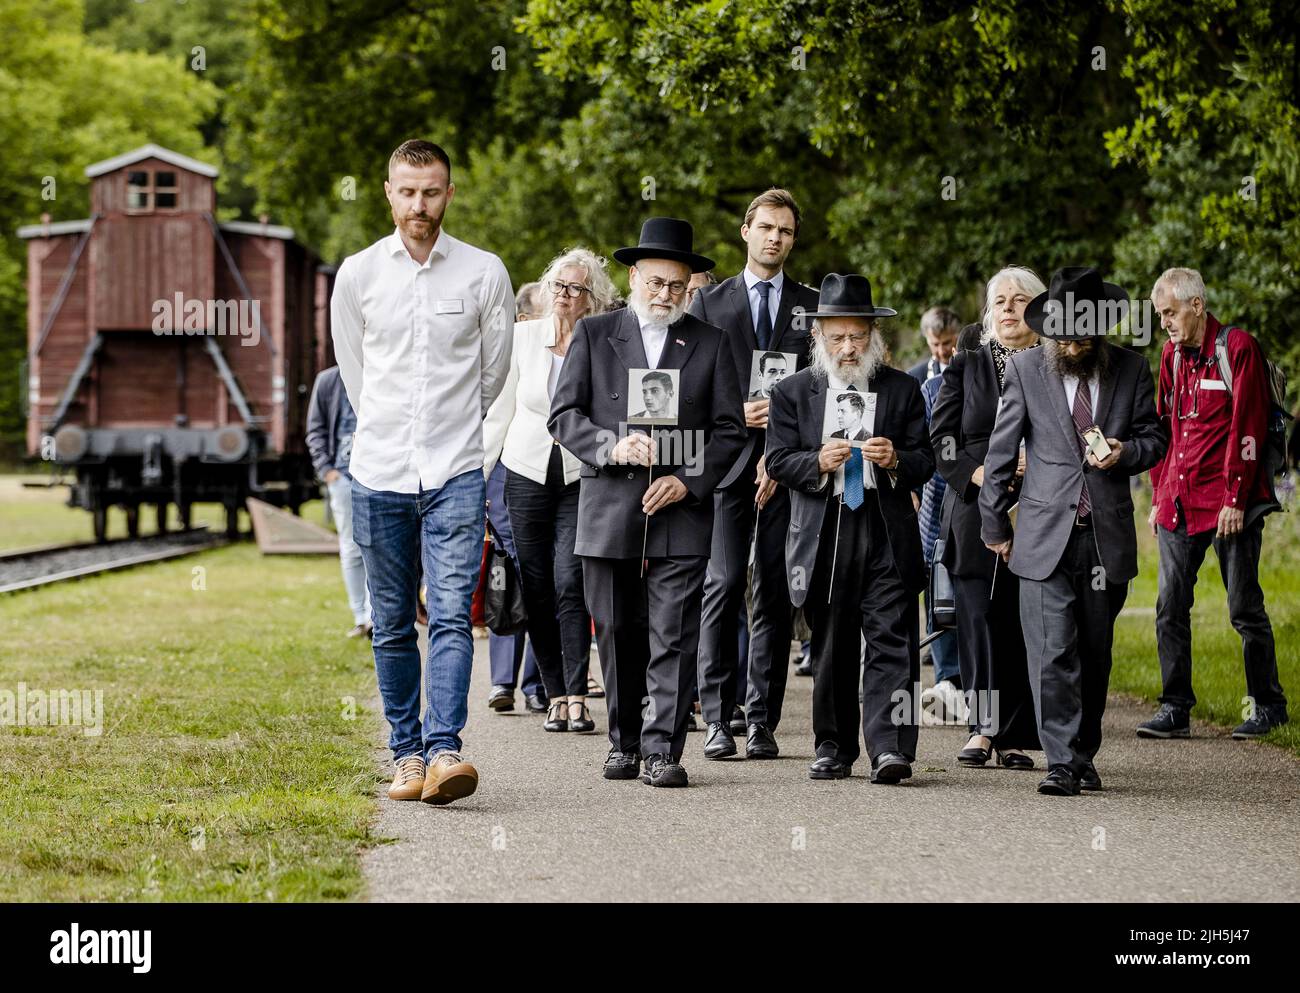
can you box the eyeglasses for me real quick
[823,332,871,347]
[642,277,688,297]
[549,280,591,298]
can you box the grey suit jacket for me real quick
[548,308,746,559]
[765,366,934,605]
[979,344,1167,583]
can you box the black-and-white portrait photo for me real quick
[747,349,797,400]
[627,368,680,426]
[821,388,875,445]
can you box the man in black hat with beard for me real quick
[549,217,746,788]
[765,273,934,783]
[980,267,1167,796]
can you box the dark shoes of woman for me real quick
[957,734,992,766]
[544,700,569,732]
[567,698,596,734]
[995,748,1035,770]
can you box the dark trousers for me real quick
[583,555,707,760]
[486,463,542,697]
[1156,515,1286,711]
[504,449,590,698]
[1019,524,1128,778]
[806,497,919,766]
[698,473,794,727]
[952,567,1040,749]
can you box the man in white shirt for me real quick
[331,139,513,807]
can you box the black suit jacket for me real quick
[929,344,1011,579]
[548,308,746,559]
[764,366,934,604]
[688,272,819,489]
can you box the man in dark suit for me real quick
[549,217,746,788]
[829,391,871,442]
[686,188,820,761]
[749,351,791,400]
[980,268,1168,796]
[766,273,934,783]
[907,305,961,385]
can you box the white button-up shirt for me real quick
[331,227,513,493]
[639,317,669,368]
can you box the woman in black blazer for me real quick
[930,267,1045,768]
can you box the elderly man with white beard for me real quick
[549,218,746,788]
[765,274,934,783]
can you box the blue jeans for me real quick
[352,470,486,761]
[928,626,960,684]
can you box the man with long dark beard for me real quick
[980,268,1167,796]
[765,274,933,783]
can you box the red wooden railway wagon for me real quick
[19,145,336,541]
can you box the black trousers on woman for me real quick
[951,565,1040,750]
[504,447,590,698]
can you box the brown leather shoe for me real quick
[421,751,479,806]
[388,755,426,801]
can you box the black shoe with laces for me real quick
[1232,705,1289,739]
[603,749,641,780]
[1136,703,1191,739]
[728,706,747,736]
[641,753,689,787]
[702,722,737,759]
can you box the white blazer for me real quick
[483,317,583,485]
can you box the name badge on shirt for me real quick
[435,298,464,315]
[1200,379,1227,391]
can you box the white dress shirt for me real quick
[482,317,583,486]
[744,267,784,340]
[639,316,669,368]
[1063,372,1100,423]
[331,227,513,493]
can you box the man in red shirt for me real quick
[1139,267,1289,740]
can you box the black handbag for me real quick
[928,488,957,630]
[483,518,528,635]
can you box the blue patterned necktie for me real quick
[844,448,865,509]
[754,280,773,350]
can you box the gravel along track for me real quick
[0,530,226,593]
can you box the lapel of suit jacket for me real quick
[729,276,757,350]
[659,316,701,371]
[809,370,827,443]
[1038,358,1082,452]
[770,276,798,343]
[1092,349,1118,430]
[611,308,649,371]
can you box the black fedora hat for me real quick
[806,273,897,319]
[612,217,715,273]
[1024,266,1129,340]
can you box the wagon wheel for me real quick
[125,505,140,538]
[92,505,108,544]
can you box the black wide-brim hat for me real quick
[1024,266,1130,340]
[806,273,897,319]
[613,217,715,273]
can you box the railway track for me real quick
[0,528,228,594]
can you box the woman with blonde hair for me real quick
[484,247,618,733]
[930,266,1045,769]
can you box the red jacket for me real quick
[1150,313,1272,535]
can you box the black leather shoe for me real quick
[808,755,851,780]
[487,685,514,712]
[728,706,747,736]
[870,752,913,784]
[567,700,596,734]
[746,723,779,759]
[995,749,1035,770]
[1136,702,1191,738]
[524,693,548,714]
[703,722,737,759]
[543,699,569,732]
[642,753,689,788]
[794,659,813,677]
[1080,762,1102,791]
[603,749,641,780]
[1037,766,1081,796]
[957,736,992,766]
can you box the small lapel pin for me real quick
[675,338,685,346]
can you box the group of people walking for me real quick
[315,138,1289,807]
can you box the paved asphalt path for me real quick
[362,633,1299,902]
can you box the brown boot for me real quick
[388,754,426,801]
[421,751,479,806]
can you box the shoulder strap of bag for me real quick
[1215,325,1235,396]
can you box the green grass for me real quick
[0,479,382,901]
[1111,486,1300,756]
